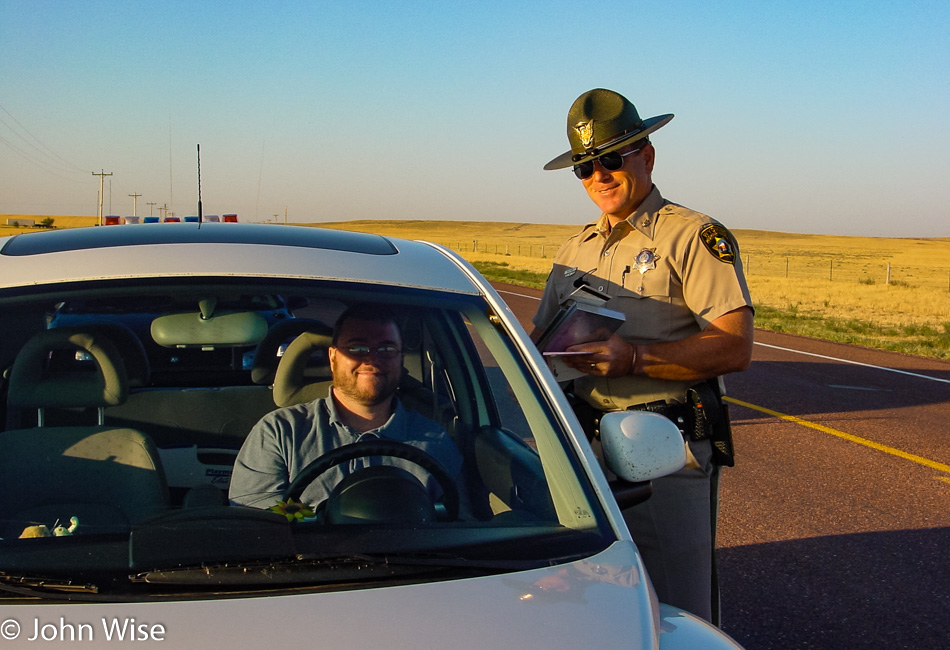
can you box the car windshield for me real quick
[0,276,612,600]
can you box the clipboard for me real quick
[535,290,625,382]
[535,298,625,354]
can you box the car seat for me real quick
[251,318,332,386]
[0,327,169,538]
[272,329,335,407]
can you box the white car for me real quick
[0,223,740,648]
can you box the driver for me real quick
[228,303,465,515]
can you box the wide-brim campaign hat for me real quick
[543,88,674,170]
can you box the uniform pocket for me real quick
[615,271,673,342]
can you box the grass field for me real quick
[3,214,948,359]
[0,215,97,236]
[309,220,950,360]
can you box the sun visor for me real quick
[150,311,269,348]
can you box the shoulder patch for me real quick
[699,224,737,264]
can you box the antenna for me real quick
[196,144,203,224]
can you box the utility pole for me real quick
[284,205,288,225]
[147,201,157,217]
[129,192,142,217]
[92,169,113,226]
[159,203,168,219]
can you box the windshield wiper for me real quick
[132,551,546,587]
[337,551,555,571]
[0,573,98,598]
[133,555,438,586]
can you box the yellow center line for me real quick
[725,396,950,475]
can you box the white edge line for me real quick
[496,289,540,301]
[495,289,950,385]
[750,343,949,384]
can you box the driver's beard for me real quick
[333,370,398,408]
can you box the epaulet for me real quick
[565,220,600,243]
[658,200,713,228]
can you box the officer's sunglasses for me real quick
[572,147,643,180]
[341,345,402,360]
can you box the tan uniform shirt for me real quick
[533,186,753,410]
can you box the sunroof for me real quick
[1,223,398,257]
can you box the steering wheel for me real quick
[284,440,460,522]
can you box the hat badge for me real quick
[574,120,595,150]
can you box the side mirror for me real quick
[600,411,687,482]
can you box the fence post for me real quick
[785,257,789,278]
[829,259,834,281]
[886,262,891,286]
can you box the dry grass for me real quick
[314,220,950,358]
[0,215,97,237]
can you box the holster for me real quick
[686,380,735,467]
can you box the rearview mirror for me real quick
[151,311,268,348]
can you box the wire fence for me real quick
[454,240,553,258]
[453,240,950,291]
[739,254,950,291]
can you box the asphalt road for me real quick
[491,282,950,650]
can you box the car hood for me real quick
[5,541,738,648]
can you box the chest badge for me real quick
[634,248,660,275]
[563,267,578,277]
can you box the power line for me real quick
[0,103,89,174]
[0,134,88,184]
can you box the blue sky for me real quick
[2,0,948,236]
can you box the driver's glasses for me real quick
[572,147,641,180]
[342,345,402,360]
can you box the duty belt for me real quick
[566,380,734,466]
[625,399,708,441]
[628,382,722,440]
[625,381,733,466]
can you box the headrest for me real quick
[272,329,333,408]
[8,328,129,410]
[78,323,150,388]
[251,319,332,385]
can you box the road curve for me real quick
[491,281,950,649]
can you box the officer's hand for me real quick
[562,334,635,377]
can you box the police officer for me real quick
[531,88,754,623]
